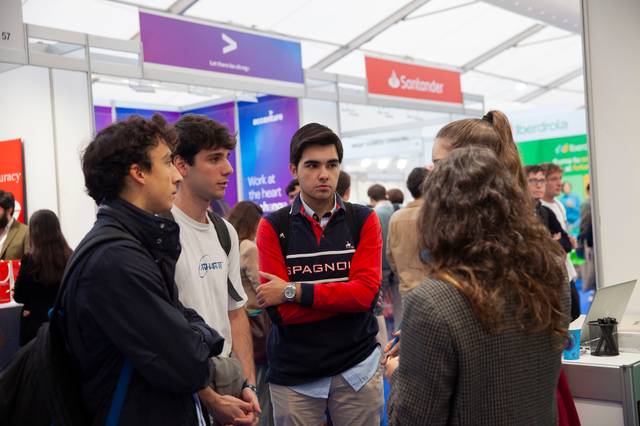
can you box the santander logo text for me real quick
[388,69,444,94]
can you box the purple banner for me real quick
[115,107,181,123]
[94,105,113,133]
[238,95,299,213]
[182,102,239,208]
[140,12,303,84]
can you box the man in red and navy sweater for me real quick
[256,123,383,426]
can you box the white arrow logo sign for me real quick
[221,33,237,54]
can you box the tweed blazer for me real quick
[388,278,567,426]
[1,220,29,260]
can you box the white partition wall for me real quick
[51,69,95,247]
[0,65,58,217]
[299,98,340,135]
[582,0,640,290]
[0,64,95,247]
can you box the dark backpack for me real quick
[160,209,243,302]
[0,228,141,426]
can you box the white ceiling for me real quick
[20,0,585,111]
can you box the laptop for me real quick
[579,279,637,345]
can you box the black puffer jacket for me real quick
[60,198,223,425]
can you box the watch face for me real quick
[284,285,296,300]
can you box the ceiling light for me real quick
[360,158,372,168]
[396,159,408,169]
[129,82,155,93]
[377,158,391,169]
[515,82,528,91]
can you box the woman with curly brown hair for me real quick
[385,146,569,425]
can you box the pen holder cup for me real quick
[588,320,619,356]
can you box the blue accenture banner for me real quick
[239,95,299,213]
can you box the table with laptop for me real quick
[562,279,640,426]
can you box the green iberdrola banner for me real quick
[517,134,589,176]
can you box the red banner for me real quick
[0,139,26,223]
[365,56,463,104]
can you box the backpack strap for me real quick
[206,211,243,303]
[343,202,360,249]
[207,211,231,256]
[105,358,134,426]
[268,206,292,258]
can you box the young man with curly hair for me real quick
[59,114,225,425]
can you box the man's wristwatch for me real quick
[283,282,297,302]
[242,380,258,394]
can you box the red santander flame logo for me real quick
[366,56,462,104]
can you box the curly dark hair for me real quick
[82,114,178,204]
[420,146,567,343]
[174,114,236,165]
[436,110,527,191]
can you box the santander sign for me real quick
[366,56,462,104]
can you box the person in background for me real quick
[385,146,569,425]
[286,179,300,204]
[13,209,72,346]
[368,184,401,334]
[560,181,581,235]
[336,171,351,201]
[525,165,580,321]
[387,167,429,298]
[579,183,596,291]
[0,190,29,260]
[541,163,579,308]
[227,201,274,426]
[387,189,404,212]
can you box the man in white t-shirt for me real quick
[172,114,260,426]
[541,162,579,283]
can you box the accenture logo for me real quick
[387,69,444,94]
[252,110,284,126]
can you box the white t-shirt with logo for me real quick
[172,205,247,357]
[540,198,578,281]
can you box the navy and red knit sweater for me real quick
[256,195,382,386]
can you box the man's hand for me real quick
[384,355,399,382]
[552,232,561,241]
[240,387,261,426]
[381,330,401,366]
[198,387,253,425]
[256,272,288,308]
[570,236,578,249]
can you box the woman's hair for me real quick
[420,146,567,342]
[226,201,264,242]
[436,110,527,191]
[28,209,72,286]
